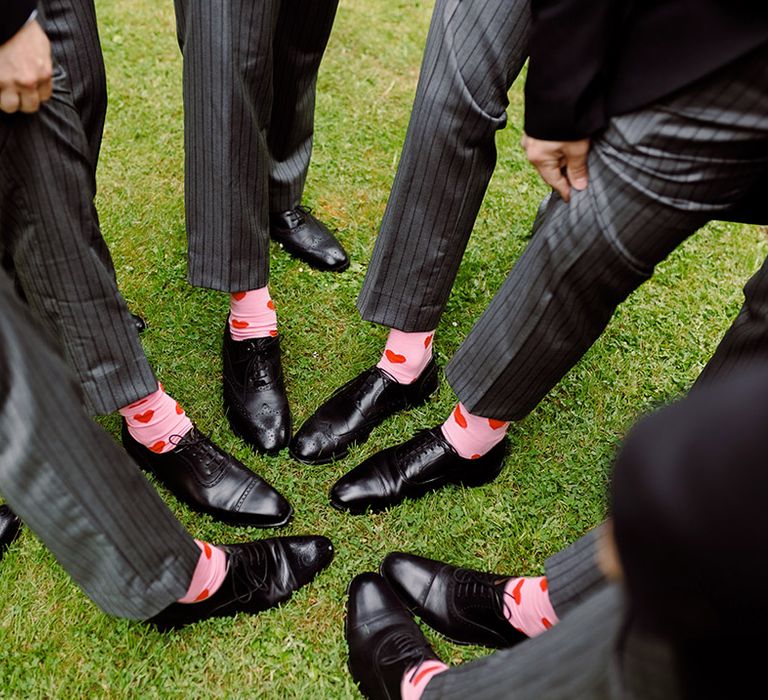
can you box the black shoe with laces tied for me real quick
[329,428,506,514]
[222,325,291,454]
[381,552,527,649]
[147,535,334,631]
[121,421,292,527]
[270,206,349,272]
[290,360,439,465]
[346,572,443,700]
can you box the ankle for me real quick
[119,384,193,454]
[376,329,435,384]
[229,287,278,340]
[441,403,509,459]
[502,576,558,637]
[178,540,228,603]
[401,661,449,700]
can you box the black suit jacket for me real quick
[1,1,38,46]
[524,0,768,140]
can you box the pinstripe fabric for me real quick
[545,525,608,617]
[357,0,532,331]
[175,0,338,292]
[0,66,158,415]
[423,584,682,699]
[446,46,768,420]
[0,271,198,620]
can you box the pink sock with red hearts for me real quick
[440,402,509,459]
[376,329,435,384]
[178,539,228,604]
[503,576,559,637]
[400,661,449,700]
[229,287,278,340]
[118,384,193,455]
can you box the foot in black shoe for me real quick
[270,206,349,272]
[222,326,291,454]
[290,360,439,465]
[0,505,22,560]
[148,535,334,631]
[381,552,527,649]
[329,428,506,514]
[121,422,292,527]
[346,573,443,700]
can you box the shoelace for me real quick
[169,430,229,476]
[281,207,307,229]
[453,568,511,621]
[379,630,432,682]
[227,544,270,603]
[396,430,442,467]
[238,339,277,391]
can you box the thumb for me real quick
[565,142,590,191]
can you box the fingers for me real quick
[0,87,20,114]
[564,141,590,191]
[537,161,571,202]
[19,86,41,113]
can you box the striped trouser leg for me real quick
[357,0,532,332]
[175,0,279,292]
[0,271,198,620]
[0,68,158,415]
[446,48,768,421]
[268,0,338,212]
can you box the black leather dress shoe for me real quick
[0,505,22,560]
[330,428,506,514]
[270,206,349,272]
[122,422,293,527]
[290,360,439,465]
[222,327,291,454]
[148,535,334,631]
[346,573,443,700]
[131,313,147,334]
[381,552,527,649]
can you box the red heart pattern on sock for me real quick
[540,578,548,592]
[195,588,210,602]
[267,300,275,310]
[133,410,155,424]
[542,617,552,629]
[385,349,407,363]
[488,418,506,430]
[453,404,468,429]
[175,403,184,415]
[269,330,278,337]
[232,292,247,301]
[203,542,212,559]
[424,334,433,348]
[231,319,249,329]
[511,578,524,605]
[150,440,166,453]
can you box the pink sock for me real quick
[119,383,194,454]
[440,402,509,459]
[376,329,435,384]
[178,540,228,603]
[502,576,559,637]
[229,287,278,340]
[400,661,449,700]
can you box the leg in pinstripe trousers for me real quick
[298,0,768,514]
[174,0,350,455]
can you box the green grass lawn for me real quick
[0,0,765,697]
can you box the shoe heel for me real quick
[404,361,440,409]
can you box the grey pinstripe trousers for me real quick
[358,0,768,421]
[174,0,338,292]
[0,270,198,619]
[0,1,158,415]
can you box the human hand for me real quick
[0,19,53,114]
[521,133,591,203]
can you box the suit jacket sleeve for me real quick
[1,1,38,46]
[523,0,620,141]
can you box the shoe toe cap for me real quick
[346,572,403,629]
[329,468,386,513]
[290,426,337,462]
[240,481,293,527]
[247,407,291,454]
[380,552,440,609]
[282,535,335,585]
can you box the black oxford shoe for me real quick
[222,326,291,454]
[148,535,334,631]
[270,206,349,272]
[346,573,443,700]
[381,552,527,649]
[122,422,292,527]
[0,505,22,560]
[290,360,439,465]
[329,428,506,514]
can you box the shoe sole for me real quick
[328,448,506,516]
[289,378,440,466]
[123,439,294,529]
